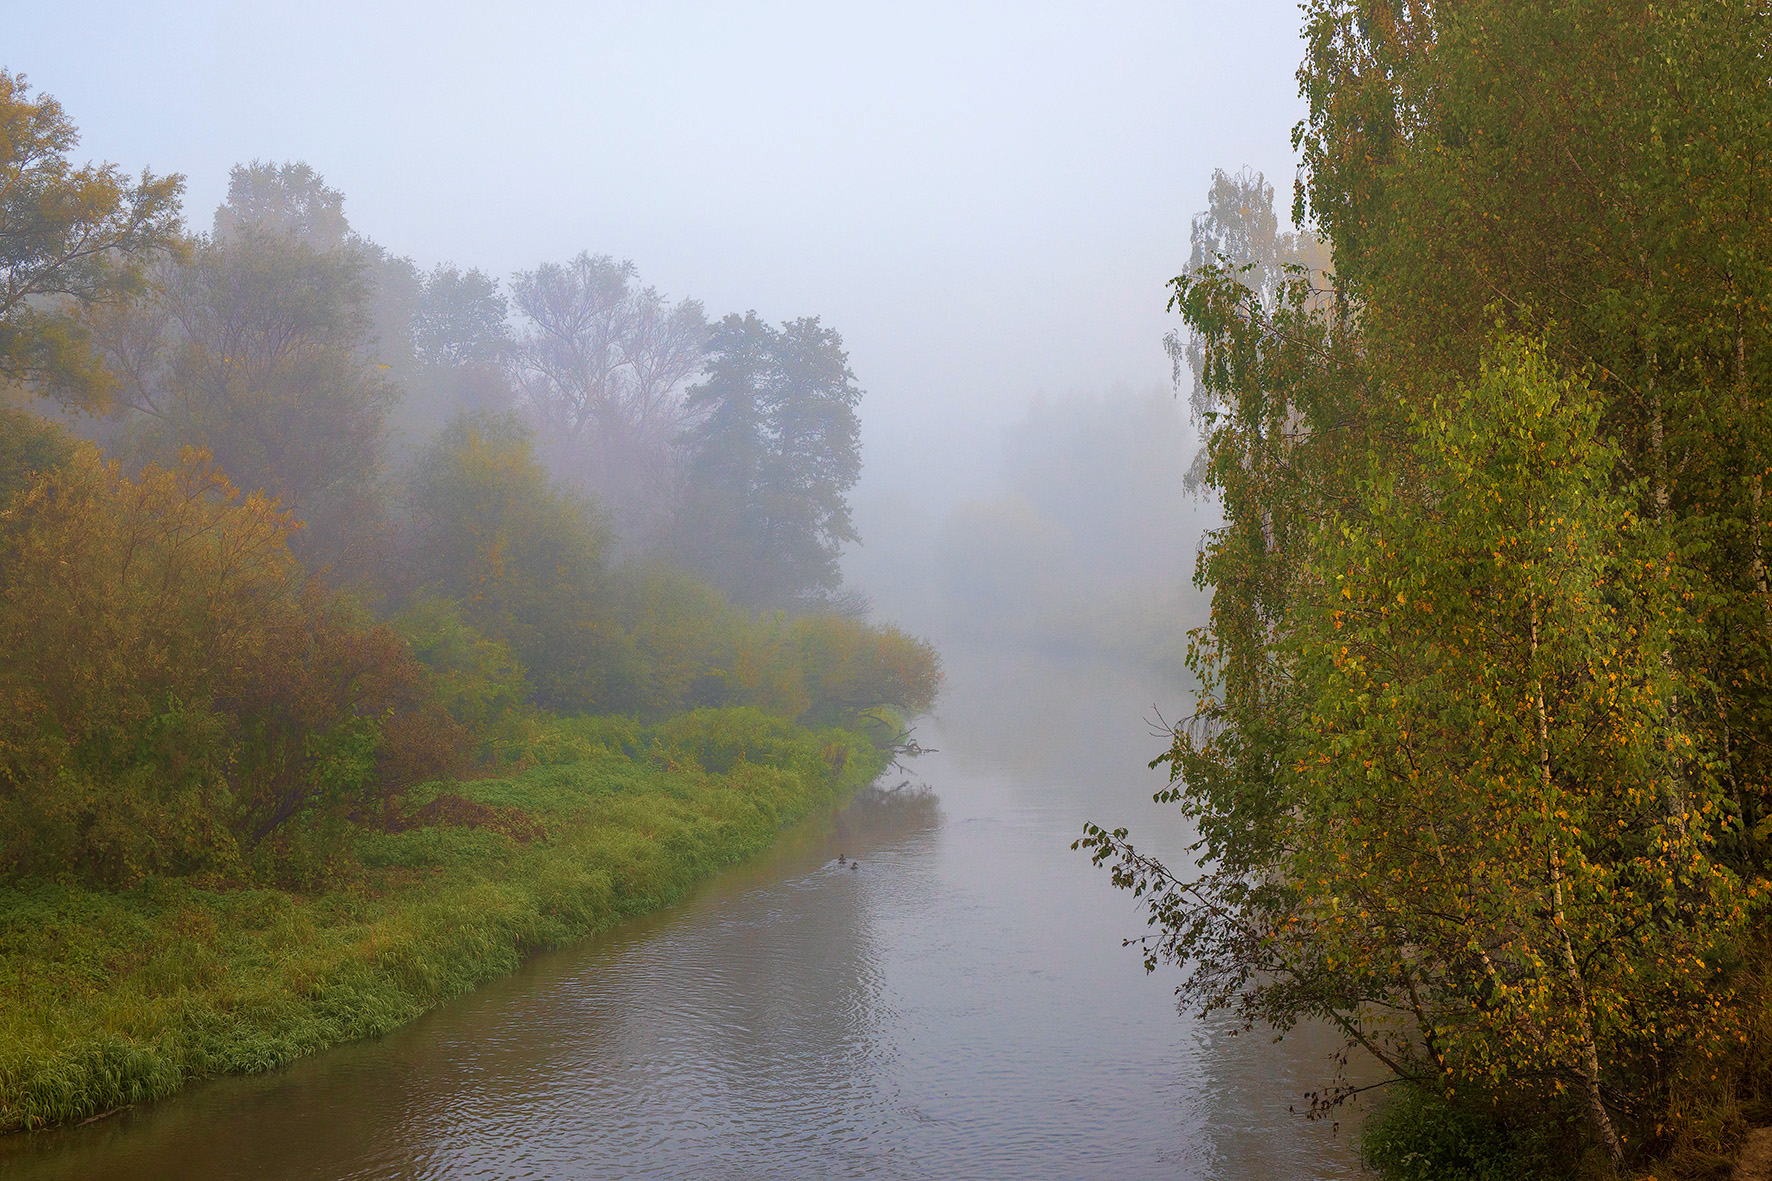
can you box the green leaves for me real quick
[1284,334,1735,1111]
[0,71,185,412]
[406,413,617,713]
[1097,16,1772,1141]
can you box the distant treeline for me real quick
[849,384,1215,683]
[1081,3,1772,1178]
[69,157,866,609]
[0,71,938,892]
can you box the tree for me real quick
[1096,337,1741,1161]
[90,167,397,574]
[791,614,942,727]
[202,160,514,459]
[509,252,707,544]
[0,434,461,885]
[212,160,353,250]
[1164,168,1328,488]
[0,406,74,503]
[415,264,509,370]
[1289,5,1772,825]
[405,413,624,712]
[1083,2,1772,1167]
[374,262,516,450]
[0,71,183,410]
[674,312,863,607]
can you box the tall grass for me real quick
[0,708,884,1133]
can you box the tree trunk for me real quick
[1533,600,1626,1167]
[1740,334,1769,633]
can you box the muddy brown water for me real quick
[0,654,1368,1179]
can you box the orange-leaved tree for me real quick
[0,424,463,886]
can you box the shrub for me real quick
[390,594,529,747]
[608,561,943,726]
[789,613,941,725]
[0,439,464,885]
[0,407,74,503]
[1361,1085,1572,1181]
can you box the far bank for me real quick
[0,708,889,1135]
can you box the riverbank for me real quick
[0,707,886,1135]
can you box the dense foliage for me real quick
[0,442,464,887]
[92,225,397,575]
[0,69,943,1133]
[401,414,937,723]
[1082,1,1772,1174]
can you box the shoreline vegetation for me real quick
[0,72,942,1143]
[0,708,891,1134]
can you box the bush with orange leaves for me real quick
[0,431,465,887]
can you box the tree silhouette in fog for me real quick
[673,312,862,608]
[509,252,707,547]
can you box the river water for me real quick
[0,653,1368,1179]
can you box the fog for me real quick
[847,384,1217,684]
[14,0,1305,518]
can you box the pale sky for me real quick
[9,0,1308,508]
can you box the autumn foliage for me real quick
[0,67,938,1135]
[0,439,464,886]
[0,77,938,904]
[1081,1,1772,1172]
[0,406,937,890]
[405,416,941,725]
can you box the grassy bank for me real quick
[0,707,886,1134]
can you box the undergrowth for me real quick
[1360,1083,1596,1181]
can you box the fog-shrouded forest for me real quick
[9,3,1772,1180]
[0,67,949,1140]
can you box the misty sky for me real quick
[10,0,1307,509]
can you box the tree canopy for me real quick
[674,312,863,607]
[0,70,183,410]
[92,218,395,574]
[509,252,708,544]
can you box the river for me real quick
[0,652,1368,1179]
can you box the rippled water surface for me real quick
[1,655,1368,1179]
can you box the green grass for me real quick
[0,707,886,1134]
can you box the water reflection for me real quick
[0,654,1369,1179]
